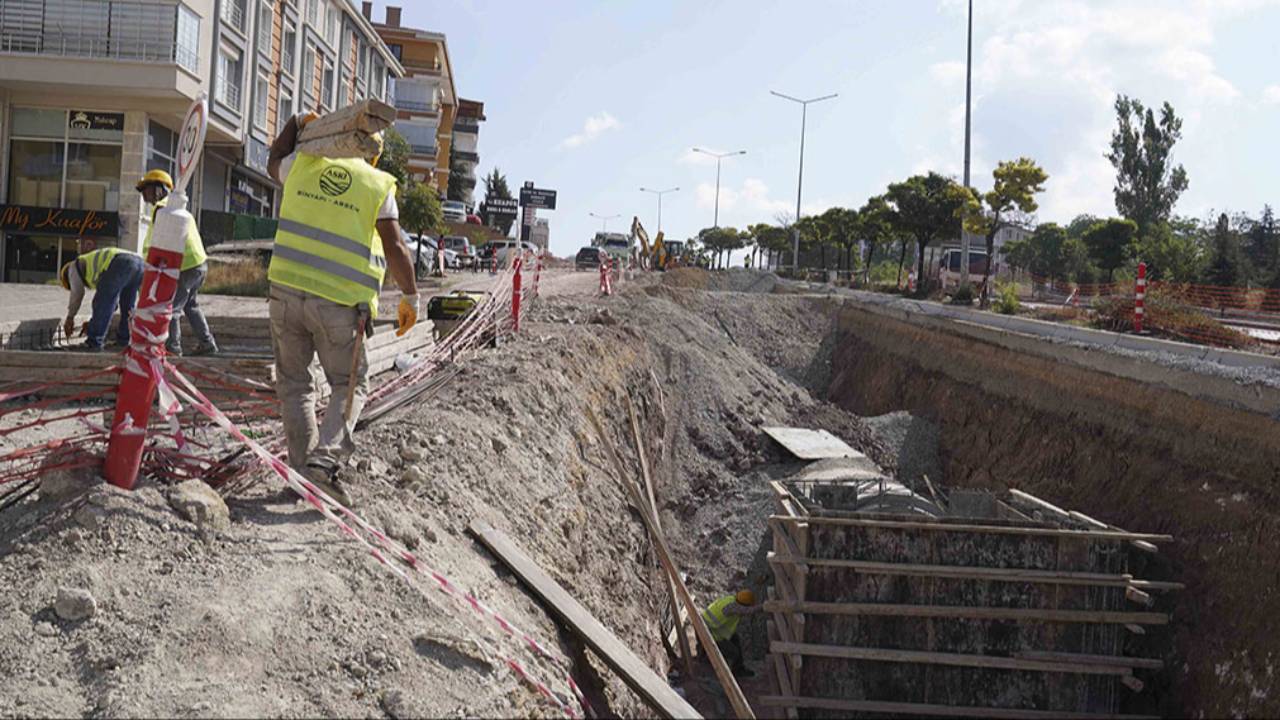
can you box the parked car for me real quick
[441,200,467,223]
[442,235,475,267]
[575,246,605,271]
[403,233,458,270]
[480,239,539,267]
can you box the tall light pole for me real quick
[960,0,974,288]
[691,147,746,228]
[771,91,837,272]
[589,212,620,233]
[639,186,679,233]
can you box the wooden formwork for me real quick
[762,481,1178,719]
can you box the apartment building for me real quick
[199,0,403,243]
[0,0,214,283]
[366,3,455,194]
[450,97,483,207]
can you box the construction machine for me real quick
[629,216,675,270]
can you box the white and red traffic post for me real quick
[511,255,523,333]
[104,93,208,490]
[1134,261,1147,334]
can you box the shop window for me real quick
[11,108,66,139]
[7,141,65,207]
[64,144,121,212]
[6,107,124,212]
[2,235,89,285]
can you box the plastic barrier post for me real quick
[436,245,446,277]
[1135,261,1146,334]
[512,256,523,333]
[534,252,543,298]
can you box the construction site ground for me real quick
[2,267,1277,717]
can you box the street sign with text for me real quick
[519,187,557,210]
[486,197,519,217]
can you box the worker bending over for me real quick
[701,589,760,677]
[266,112,418,506]
[59,247,144,352]
[138,169,218,356]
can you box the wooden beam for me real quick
[296,98,396,140]
[770,514,1173,543]
[765,555,1174,589]
[755,696,1159,719]
[1013,651,1163,671]
[763,601,1168,625]
[469,521,701,720]
[769,641,1136,676]
[765,620,799,720]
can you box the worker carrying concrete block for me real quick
[59,247,143,352]
[138,169,218,357]
[265,107,419,506]
[701,589,760,677]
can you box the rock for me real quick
[39,468,90,499]
[381,689,428,719]
[399,445,424,462]
[490,437,508,454]
[401,467,427,487]
[367,649,389,669]
[72,506,106,531]
[54,587,96,621]
[431,434,446,446]
[168,480,230,532]
[33,621,58,637]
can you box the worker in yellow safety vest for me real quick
[138,169,218,356]
[701,589,760,677]
[59,246,144,352]
[266,111,418,506]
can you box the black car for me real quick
[575,247,605,271]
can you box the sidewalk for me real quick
[0,283,269,325]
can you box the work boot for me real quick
[78,342,104,354]
[303,463,353,507]
[190,344,219,357]
[166,344,183,357]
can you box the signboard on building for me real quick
[0,205,119,237]
[68,110,124,132]
[486,197,518,218]
[519,186,557,210]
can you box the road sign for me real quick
[486,197,519,217]
[519,186,557,210]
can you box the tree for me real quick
[1133,218,1205,283]
[748,223,789,270]
[1060,237,1097,284]
[479,168,514,235]
[698,226,745,269]
[1081,218,1138,282]
[885,172,969,294]
[399,180,444,273]
[1024,223,1067,279]
[446,154,468,202]
[821,207,861,272]
[1246,206,1278,282]
[1202,212,1248,288]
[954,157,1049,306]
[377,128,412,190]
[1106,95,1189,233]
[1066,214,1099,240]
[856,196,901,284]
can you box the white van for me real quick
[937,248,994,289]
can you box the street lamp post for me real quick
[691,148,746,228]
[960,0,974,289]
[589,212,621,233]
[639,186,679,233]
[771,90,837,273]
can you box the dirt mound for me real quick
[0,273,877,718]
[662,267,777,294]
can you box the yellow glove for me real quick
[297,111,319,128]
[396,292,419,337]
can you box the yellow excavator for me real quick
[630,216,673,270]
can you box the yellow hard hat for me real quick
[58,260,75,290]
[735,590,756,607]
[136,169,174,191]
[369,131,385,168]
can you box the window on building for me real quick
[325,6,338,46]
[222,0,247,33]
[256,2,272,55]
[387,44,402,61]
[305,0,317,27]
[282,19,297,75]
[147,121,178,176]
[216,49,243,110]
[278,92,293,129]
[300,41,316,104]
[371,60,384,99]
[254,74,269,129]
[357,39,367,78]
[175,5,201,72]
[321,57,335,109]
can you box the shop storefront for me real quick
[1,107,124,283]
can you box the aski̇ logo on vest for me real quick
[319,167,352,197]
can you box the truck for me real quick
[592,231,631,263]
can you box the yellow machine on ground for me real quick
[630,216,675,270]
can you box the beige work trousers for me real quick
[268,283,369,471]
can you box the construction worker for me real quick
[59,247,144,352]
[266,112,418,506]
[137,169,218,356]
[701,590,760,677]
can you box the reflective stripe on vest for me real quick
[81,247,127,289]
[701,595,740,642]
[268,153,396,316]
[142,197,208,271]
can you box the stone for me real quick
[431,434,446,446]
[399,444,424,462]
[490,437,508,454]
[381,689,427,719]
[54,587,96,621]
[39,468,91,499]
[401,467,427,487]
[168,480,230,532]
[73,505,106,531]
[33,621,58,637]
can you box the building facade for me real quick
[450,97,482,208]
[367,3,455,194]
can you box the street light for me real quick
[960,0,975,288]
[589,212,621,232]
[639,186,679,233]
[771,90,837,272]
[691,148,746,228]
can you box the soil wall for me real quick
[825,302,1280,718]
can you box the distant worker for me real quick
[701,590,760,677]
[137,169,218,356]
[59,247,144,352]
[266,112,418,506]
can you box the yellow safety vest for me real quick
[702,595,741,642]
[142,197,208,271]
[79,247,130,289]
[268,153,395,316]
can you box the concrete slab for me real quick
[764,427,865,460]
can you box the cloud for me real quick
[558,111,620,149]
[929,61,966,84]
[1264,85,1280,105]
[693,177,835,229]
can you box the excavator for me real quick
[630,216,676,270]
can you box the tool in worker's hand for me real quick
[344,304,371,422]
[396,292,419,337]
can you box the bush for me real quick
[1092,285,1254,349]
[203,258,269,297]
[992,282,1021,315]
[949,283,975,306]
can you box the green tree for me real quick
[479,168,514,235]
[855,196,901,284]
[1024,222,1068,279]
[1081,218,1139,282]
[377,128,412,190]
[399,180,444,273]
[748,223,789,269]
[885,172,969,293]
[1246,206,1278,282]
[823,207,862,272]
[953,157,1049,306]
[1066,214,1100,240]
[1133,218,1205,282]
[1060,237,1097,284]
[1106,95,1189,233]
[698,226,745,269]
[446,154,468,203]
[1202,212,1248,288]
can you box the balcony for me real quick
[453,118,480,133]
[409,144,437,156]
[452,150,479,163]
[216,76,242,109]
[395,98,439,114]
[2,33,185,64]
[221,1,246,34]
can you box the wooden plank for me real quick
[762,601,1168,625]
[770,514,1173,543]
[1013,651,1164,670]
[755,696,1159,719]
[765,620,799,720]
[765,555,1173,589]
[296,98,396,140]
[761,426,863,460]
[768,641,1135,676]
[469,521,701,720]
[1069,509,1161,554]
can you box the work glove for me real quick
[396,292,419,337]
[297,111,319,128]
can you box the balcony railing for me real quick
[0,33,188,65]
[217,76,242,109]
[452,150,479,163]
[222,1,246,32]
[453,119,480,133]
[409,144,437,156]
[395,98,439,114]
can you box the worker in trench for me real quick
[137,169,219,356]
[701,589,761,677]
[59,246,144,352]
[266,112,419,506]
